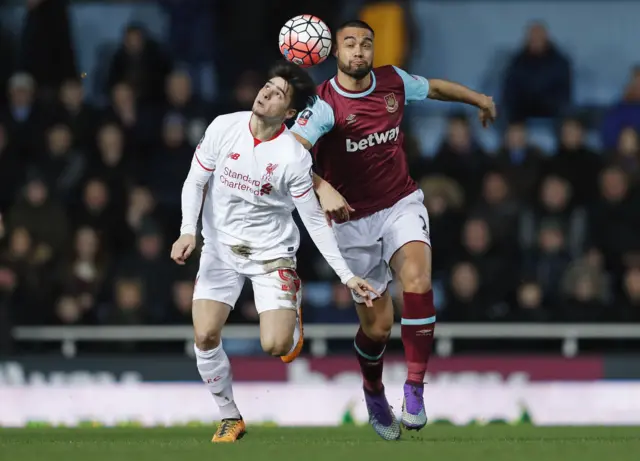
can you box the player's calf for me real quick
[391,242,436,430]
[192,300,243,438]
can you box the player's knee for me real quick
[401,268,432,294]
[362,321,393,343]
[194,330,222,351]
[261,337,292,357]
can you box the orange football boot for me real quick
[211,418,246,443]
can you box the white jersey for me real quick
[180,111,354,283]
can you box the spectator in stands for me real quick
[55,78,99,151]
[104,82,145,148]
[618,267,640,321]
[510,280,551,321]
[105,277,145,325]
[115,220,173,323]
[601,66,640,150]
[57,226,109,318]
[420,176,465,274]
[431,115,491,204]
[443,262,492,321]
[494,122,546,202]
[2,226,56,323]
[37,123,85,203]
[73,178,130,253]
[589,167,640,273]
[21,0,77,99]
[471,171,520,254]
[106,23,173,105]
[311,283,360,323]
[143,114,192,213]
[0,123,26,213]
[560,267,607,322]
[163,70,210,148]
[523,220,572,302]
[608,127,640,186]
[169,277,195,324]
[520,176,586,258]
[457,217,511,302]
[88,123,133,211]
[503,22,571,122]
[7,176,69,262]
[1,72,46,155]
[0,24,16,108]
[548,118,602,206]
[54,295,85,325]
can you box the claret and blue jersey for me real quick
[291,65,430,220]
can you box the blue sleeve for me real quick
[392,66,430,103]
[290,97,335,147]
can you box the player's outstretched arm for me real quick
[293,191,378,306]
[427,79,497,127]
[171,154,213,265]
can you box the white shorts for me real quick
[193,240,301,315]
[333,189,430,303]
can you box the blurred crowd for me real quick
[0,0,639,332]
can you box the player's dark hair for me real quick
[333,19,375,42]
[268,60,317,115]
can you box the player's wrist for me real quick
[179,225,197,237]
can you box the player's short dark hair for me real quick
[333,19,375,42]
[268,60,316,115]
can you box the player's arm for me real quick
[290,99,354,222]
[393,66,497,127]
[171,123,217,264]
[288,153,379,305]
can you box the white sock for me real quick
[194,342,242,420]
[287,319,300,355]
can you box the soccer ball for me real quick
[279,15,332,68]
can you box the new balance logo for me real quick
[346,126,400,152]
[228,153,240,160]
[259,183,273,195]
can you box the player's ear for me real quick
[284,108,297,121]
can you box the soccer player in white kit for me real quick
[170,61,378,443]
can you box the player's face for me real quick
[252,77,297,122]
[334,27,374,80]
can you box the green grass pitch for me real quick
[2,426,640,461]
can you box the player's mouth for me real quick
[352,60,367,67]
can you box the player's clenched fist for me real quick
[171,234,196,265]
[346,277,380,308]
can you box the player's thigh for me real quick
[253,268,300,355]
[383,192,433,292]
[333,218,390,303]
[192,249,245,349]
[355,290,395,342]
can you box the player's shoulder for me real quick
[373,65,406,88]
[280,130,313,162]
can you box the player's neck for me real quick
[249,114,282,141]
[336,70,372,92]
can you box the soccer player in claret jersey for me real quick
[291,20,497,440]
[171,60,378,443]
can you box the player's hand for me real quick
[171,234,196,265]
[478,96,497,128]
[318,185,354,225]
[346,277,380,308]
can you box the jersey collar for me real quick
[330,71,376,98]
[249,115,286,147]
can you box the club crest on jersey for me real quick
[262,163,279,181]
[384,93,399,113]
[297,109,313,126]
